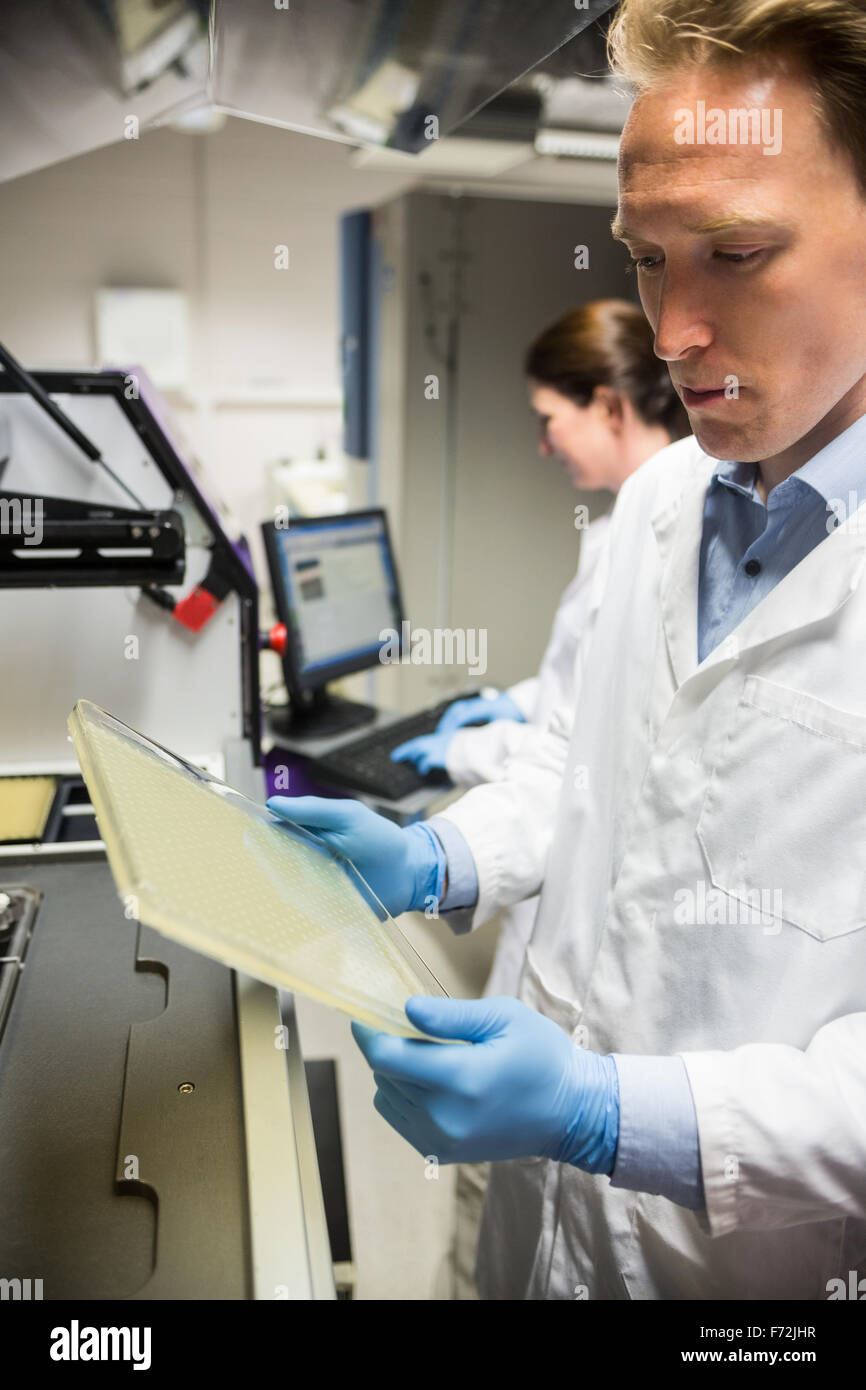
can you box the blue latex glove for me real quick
[266,795,441,917]
[435,692,527,735]
[352,995,620,1171]
[391,692,527,771]
[390,731,451,774]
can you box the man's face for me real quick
[614,60,866,472]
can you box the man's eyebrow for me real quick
[610,212,785,242]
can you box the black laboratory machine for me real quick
[0,356,335,1300]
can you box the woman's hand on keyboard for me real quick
[435,692,526,734]
[390,732,450,774]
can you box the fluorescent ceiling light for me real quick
[534,128,621,160]
[167,105,228,135]
[351,137,535,177]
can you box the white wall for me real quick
[0,115,415,604]
[372,191,629,710]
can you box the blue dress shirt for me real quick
[422,410,866,1210]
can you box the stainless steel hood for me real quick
[0,0,620,182]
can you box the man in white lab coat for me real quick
[269,0,866,1299]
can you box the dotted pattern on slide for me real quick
[73,707,437,1036]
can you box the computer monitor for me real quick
[261,508,404,737]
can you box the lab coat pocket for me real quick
[697,676,866,942]
[620,1192,845,1299]
[519,945,584,1037]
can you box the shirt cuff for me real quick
[425,814,479,928]
[608,1054,706,1211]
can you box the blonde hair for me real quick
[607,0,866,194]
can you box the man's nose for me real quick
[647,273,714,361]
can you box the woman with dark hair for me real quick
[392,297,689,997]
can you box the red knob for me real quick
[268,622,287,656]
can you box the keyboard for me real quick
[308,699,458,801]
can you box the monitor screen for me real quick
[263,510,403,693]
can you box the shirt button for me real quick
[744,558,761,576]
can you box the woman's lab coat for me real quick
[438,434,866,1300]
[445,513,611,998]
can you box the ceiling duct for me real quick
[0,0,622,182]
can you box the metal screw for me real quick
[177,1082,195,1094]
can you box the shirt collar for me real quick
[707,410,866,508]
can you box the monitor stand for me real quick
[268,688,377,742]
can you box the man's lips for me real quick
[680,384,741,408]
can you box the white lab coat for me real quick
[438,433,866,1300]
[446,512,612,786]
[445,514,611,998]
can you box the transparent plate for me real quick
[68,699,447,1038]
